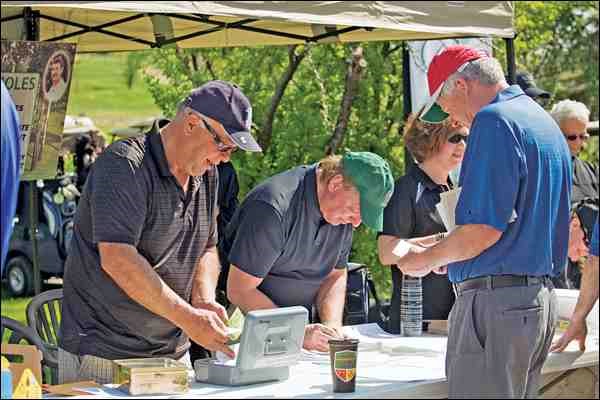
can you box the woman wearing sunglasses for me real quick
[550,99,598,289]
[550,99,598,207]
[378,112,468,334]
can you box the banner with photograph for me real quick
[407,38,493,114]
[1,40,76,181]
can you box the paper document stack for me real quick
[435,187,462,232]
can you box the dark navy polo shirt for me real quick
[60,119,218,360]
[449,86,572,283]
[222,165,353,311]
[380,164,455,332]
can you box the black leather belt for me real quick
[453,275,550,297]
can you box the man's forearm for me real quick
[316,269,347,328]
[231,288,277,313]
[379,233,446,266]
[191,246,220,306]
[419,224,501,270]
[99,243,194,328]
[571,255,599,322]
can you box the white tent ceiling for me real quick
[1,2,514,52]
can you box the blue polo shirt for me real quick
[448,85,572,283]
[1,82,21,272]
[591,218,599,257]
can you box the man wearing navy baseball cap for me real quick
[58,81,260,384]
[398,46,572,397]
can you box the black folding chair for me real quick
[25,288,63,383]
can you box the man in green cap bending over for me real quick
[220,152,394,352]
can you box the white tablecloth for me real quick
[56,332,599,399]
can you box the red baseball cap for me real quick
[420,45,489,123]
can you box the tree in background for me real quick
[137,1,598,298]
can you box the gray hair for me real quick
[550,99,590,125]
[440,57,506,98]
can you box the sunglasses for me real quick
[186,107,238,153]
[566,134,590,142]
[448,133,468,144]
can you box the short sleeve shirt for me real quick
[449,86,572,282]
[60,119,218,360]
[380,165,455,331]
[1,82,21,271]
[222,165,353,311]
[591,217,599,257]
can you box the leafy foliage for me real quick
[141,2,598,299]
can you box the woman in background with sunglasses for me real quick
[551,99,598,207]
[550,99,598,289]
[378,111,468,334]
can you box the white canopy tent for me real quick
[1,1,516,296]
[1,2,514,52]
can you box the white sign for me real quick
[1,72,40,174]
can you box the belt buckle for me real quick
[452,283,460,297]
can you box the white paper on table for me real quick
[342,323,404,351]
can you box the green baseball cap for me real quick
[342,152,395,231]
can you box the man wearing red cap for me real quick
[396,46,572,397]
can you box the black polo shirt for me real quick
[60,119,218,360]
[571,156,598,206]
[379,164,455,334]
[221,165,353,312]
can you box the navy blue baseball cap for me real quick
[182,80,262,152]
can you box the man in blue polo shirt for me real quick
[1,81,21,272]
[222,152,394,352]
[551,217,599,353]
[396,46,572,398]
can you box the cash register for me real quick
[194,306,308,386]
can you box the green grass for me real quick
[1,285,31,342]
[1,284,29,325]
[67,53,161,137]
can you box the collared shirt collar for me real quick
[409,164,453,192]
[147,118,204,194]
[305,165,325,225]
[148,118,172,178]
[490,84,526,105]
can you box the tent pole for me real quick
[24,6,42,296]
[402,42,414,173]
[505,37,516,84]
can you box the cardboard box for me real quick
[1,344,42,389]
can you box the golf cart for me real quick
[3,116,101,296]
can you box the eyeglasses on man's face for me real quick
[565,133,590,142]
[447,133,469,144]
[198,117,237,154]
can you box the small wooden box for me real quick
[112,358,189,395]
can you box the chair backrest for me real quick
[1,317,45,349]
[26,289,63,369]
[26,289,63,346]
